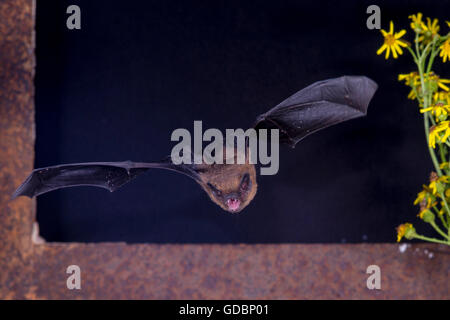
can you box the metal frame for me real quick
[0,0,448,299]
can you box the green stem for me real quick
[429,220,450,240]
[426,49,438,74]
[413,234,450,245]
[439,192,450,238]
[406,46,418,62]
[426,37,439,74]
[439,145,445,162]
[415,33,420,61]
[417,55,427,99]
[417,40,442,176]
[429,115,436,126]
[421,41,434,63]
[439,213,449,229]
[440,191,450,214]
[447,204,450,237]
[424,114,443,175]
[432,207,448,228]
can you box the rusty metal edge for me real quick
[0,0,448,300]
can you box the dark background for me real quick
[35,0,449,243]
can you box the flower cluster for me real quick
[377,13,450,245]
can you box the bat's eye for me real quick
[207,182,222,197]
[239,173,251,192]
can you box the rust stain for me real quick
[0,0,448,300]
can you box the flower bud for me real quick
[404,225,417,240]
[397,223,416,242]
[438,113,447,122]
[419,209,435,224]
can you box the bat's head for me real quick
[202,164,258,213]
[198,146,258,213]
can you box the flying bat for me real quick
[13,76,378,213]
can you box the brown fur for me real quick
[196,146,257,213]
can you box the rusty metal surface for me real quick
[0,0,36,299]
[0,0,449,300]
[28,243,448,299]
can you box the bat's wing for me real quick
[253,76,378,147]
[12,160,200,199]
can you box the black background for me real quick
[35,0,449,243]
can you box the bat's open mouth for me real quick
[226,198,241,212]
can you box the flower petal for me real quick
[377,44,387,55]
[438,82,450,91]
[392,46,398,59]
[395,29,406,39]
[394,43,403,55]
[442,130,450,142]
[397,40,408,47]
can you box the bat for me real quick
[13,76,378,213]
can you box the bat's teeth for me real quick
[226,198,241,212]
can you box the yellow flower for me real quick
[414,189,427,205]
[377,21,408,59]
[423,17,440,36]
[426,73,450,91]
[398,72,419,86]
[414,184,437,213]
[430,94,450,121]
[408,89,418,100]
[447,21,450,28]
[434,91,450,104]
[409,13,425,31]
[429,122,450,148]
[429,125,442,148]
[396,223,415,242]
[428,174,450,194]
[439,200,448,216]
[409,14,440,43]
[420,103,450,120]
[418,209,426,219]
[437,78,450,91]
[440,175,450,183]
[398,72,420,99]
[429,127,439,148]
[414,187,437,210]
[418,208,435,223]
[398,72,421,100]
[440,39,450,63]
